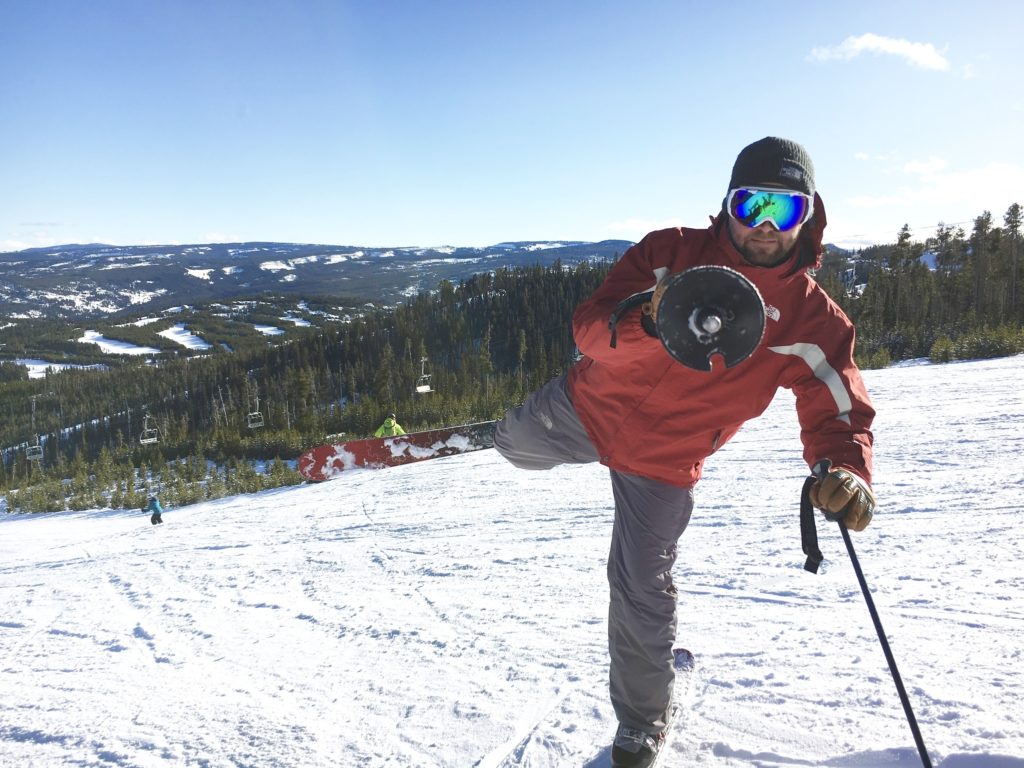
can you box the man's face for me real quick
[727,215,802,266]
[725,183,806,266]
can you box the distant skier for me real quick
[373,412,406,437]
[145,495,164,525]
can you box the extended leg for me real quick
[494,374,599,470]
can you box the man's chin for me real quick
[745,244,798,272]
[740,244,786,266]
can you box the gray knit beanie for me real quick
[728,137,815,197]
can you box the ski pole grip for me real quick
[811,459,848,524]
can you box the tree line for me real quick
[816,203,1023,366]
[2,260,612,510]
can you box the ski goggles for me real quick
[726,187,813,232]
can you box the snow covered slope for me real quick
[2,356,1023,767]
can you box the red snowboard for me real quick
[298,421,498,481]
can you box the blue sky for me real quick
[2,1,1022,252]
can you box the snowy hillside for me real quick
[2,356,1023,767]
[0,240,630,318]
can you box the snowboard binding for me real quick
[608,265,766,371]
[654,266,766,371]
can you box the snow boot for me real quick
[610,724,665,767]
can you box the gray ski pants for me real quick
[494,374,694,734]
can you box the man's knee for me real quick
[494,414,558,470]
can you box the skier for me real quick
[145,494,164,525]
[373,412,406,437]
[494,137,876,768]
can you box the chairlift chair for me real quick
[246,393,264,429]
[415,357,434,394]
[139,413,160,445]
[26,397,44,461]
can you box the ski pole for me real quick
[837,521,933,768]
[802,462,933,768]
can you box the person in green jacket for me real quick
[374,412,406,437]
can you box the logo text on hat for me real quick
[779,162,803,182]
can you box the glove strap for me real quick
[607,291,654,349]
[800,474,824,574]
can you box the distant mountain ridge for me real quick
[0,239,633,319]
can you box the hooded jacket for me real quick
[568,200,874,489]
[374,418,406,437]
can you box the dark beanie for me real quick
[728,137,815,196]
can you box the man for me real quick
[494,137,876,768]
[373,412,406,437]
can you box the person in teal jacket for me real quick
[145,495,164,525]
[374,412,406,437]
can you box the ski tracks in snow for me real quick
[316,459,616,765]
[2,356,1023,766]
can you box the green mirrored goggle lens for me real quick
[728,188,811,232]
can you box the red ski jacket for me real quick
[569,211,874,489]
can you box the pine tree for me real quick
[1004,203,1022,318]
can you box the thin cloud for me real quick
[914,162,1024,209]
[2,230,69,251]
[809,33,950,71]
[854,150,898,163]
[903,156,948,175]
[852,163,1023,207]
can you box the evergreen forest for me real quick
[3,203,1022,514]
[1,262,610,512]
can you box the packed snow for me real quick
[157,324,213,351]
[1,355,1023,767]
[77,330,160,355]
[13,358,107,379]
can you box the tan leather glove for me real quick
[641,279,671,323]
[809,467,876,532]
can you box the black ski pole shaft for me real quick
[839,522,933,768]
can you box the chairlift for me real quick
[246,383,264,429]
[415,357,434,394]
[247,398,265,429]
[139,411,160,445]
[26,396,44,461]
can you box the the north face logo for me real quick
[766,304,781,322]
[778,162,803,182]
